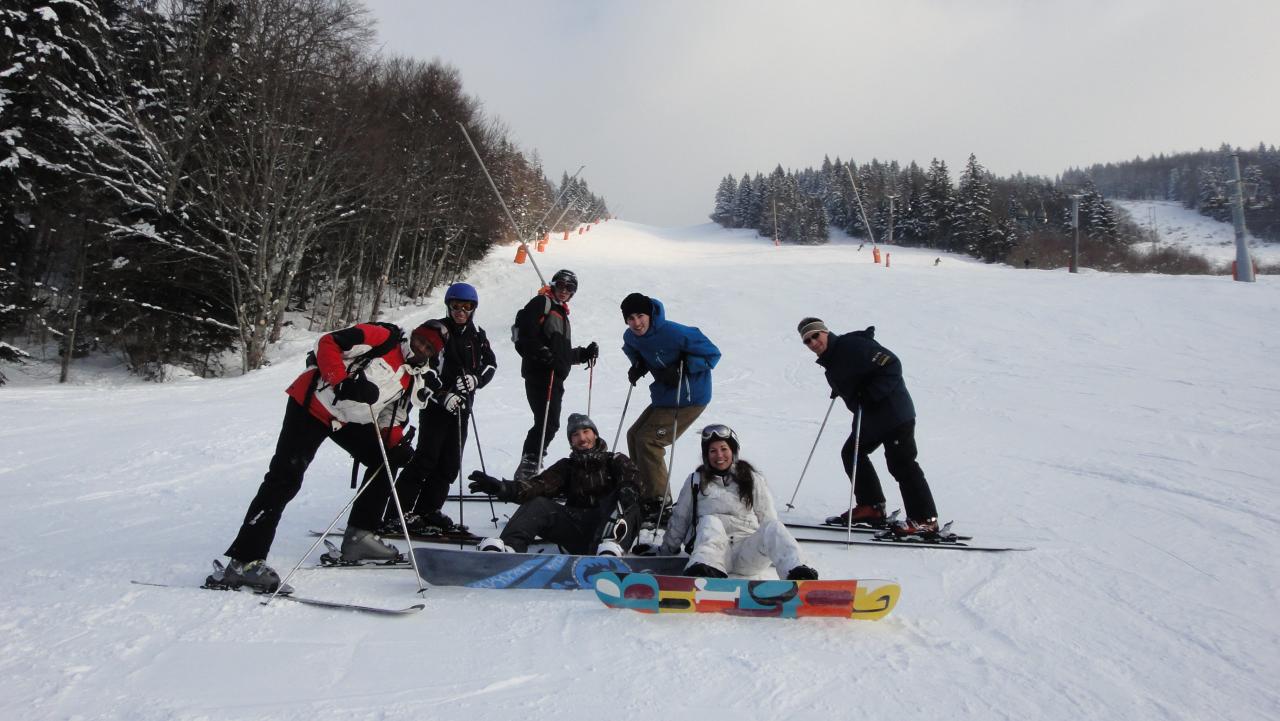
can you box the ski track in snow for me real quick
[2,220,1279,721]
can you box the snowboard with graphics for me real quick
[594,571,900,620]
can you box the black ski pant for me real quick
[500,493,640,554]
[225,400,396,563]
[392,403,469,518]
[840,419,938,521]
[520,370,565,461]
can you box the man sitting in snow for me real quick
[466,413,641,555]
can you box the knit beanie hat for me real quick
[797,317,829,338]
[411,320,447,355]
[565,412,599,440]
[620,292,652,319]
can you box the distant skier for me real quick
[386,283,497,534]
[619,292,721,522]
[512,269,599,480]
[659,424,818,580]
[798,317,940,536]
[467,413,642,554]
[215,319,448,592]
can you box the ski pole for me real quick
[364,407,426,591]
[469,409,499,525]
[784,396,837,511]
[456,405,466,549]
[844,405,863,548]
[456,121,547,286]
[587,363,595,416]
[612,384,634,451]
[536,370,555,475]
[653,360,686,534]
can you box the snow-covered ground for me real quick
[1115,199,1280,265]
[3,221,1279,721]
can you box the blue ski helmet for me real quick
[444,282,479,307]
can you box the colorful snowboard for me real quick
[413,546,688,590]
[594,571,900,620]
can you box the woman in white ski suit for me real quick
[658,424,817,580]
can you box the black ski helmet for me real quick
[551,269,578,293]
[700,423,739,465]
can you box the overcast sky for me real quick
[364,0,1280,226]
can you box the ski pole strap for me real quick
[350,457,360,489]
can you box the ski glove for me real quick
[454,374,478,393]
[442,393,465,414]
[467,470,518,502]
[627,362,648,386]
[535,347,556,368]
[334,372,379,405]
[652,363,681,388]
[578,341,599,366]
[630,543,657,557]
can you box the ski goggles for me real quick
[700,424,738,444]
[448,300,476,313]
[802,332,823,346]
[553,280,577,294]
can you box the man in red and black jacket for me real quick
[215,320,447,592]
[387,283,497,533]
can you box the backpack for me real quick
[511,294,552,350]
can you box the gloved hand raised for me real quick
[627,363,648,386]
[579,342,599,367]
[334,372,379,404]
[467,470,517,501]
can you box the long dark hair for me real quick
[697,459,756,509]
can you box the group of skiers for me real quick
[213,271,940,593]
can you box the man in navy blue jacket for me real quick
[620,293,721,511]
[799,316,940,536]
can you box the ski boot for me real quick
[595,540,624,557]
[886,517,940,538]
[683,562,727,579]
[512,454,540,482]
[640,498,675,530]
[206,559,292,594]
[478,537,515,553]
[785,564,820,581]
[419,510,467,535]
[824,503,888,528]
[333,527,403,564]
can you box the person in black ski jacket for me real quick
[512,269,598,480]
[388,283,497,534]
[798,317,940,536]
[467,413,641,555]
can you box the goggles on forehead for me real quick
[700,424,738,443]
[448,300,476,312]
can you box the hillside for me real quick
[2,221,1278,721]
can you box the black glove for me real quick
[467,470,517,501]
[579,342,599,366]
[386,440,414,467]
[627,363,648,386]
[829,387,839,400]
[334,372,378,404]
[631,542,657,557]
[652,364,681,387]
[534,347,555,368]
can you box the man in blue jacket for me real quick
[620,293,721,516]
[799,316,939,536]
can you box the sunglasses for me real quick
[700,424,738,443]
[448,300,476,312]
[802,332,822,346]
[553,282,577,294]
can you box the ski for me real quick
[793,533,1031,552]
[129,578,425,616]
[784,520,973,541]
[445,494,511,503]
[594,572,900,620]
[309,528,482,546]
